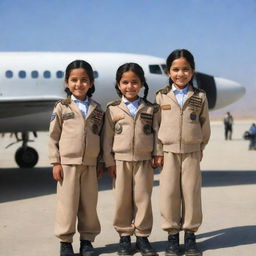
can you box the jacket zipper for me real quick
[180,108,183,152]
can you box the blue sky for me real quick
[0,0,255,117]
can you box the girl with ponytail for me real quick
[103,62,162,256]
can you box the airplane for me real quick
[0,52,245,168]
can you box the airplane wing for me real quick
[0,96,64,118]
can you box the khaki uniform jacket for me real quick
[48,98,104,166]
[103,98,163,168]
[156,85,211,153]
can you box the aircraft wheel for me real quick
[15,146,39,168]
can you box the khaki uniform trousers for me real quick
[55,165,101,242]
[160,151,202,234]
[113,160,154,237]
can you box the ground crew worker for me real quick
[224,112,233,140]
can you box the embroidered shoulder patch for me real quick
[156,86,171,95]
[107,99,121,107]
[50,113,56,121]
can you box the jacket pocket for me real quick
[113,134,132,153]
[59,137,83,158]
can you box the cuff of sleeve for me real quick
[49,156,61,165]
[153,150,164,156]
[200,144,206,151]
[104,159,116,168]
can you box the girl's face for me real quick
[118,71,143,102]
[66,68,92,100]
[168,57,194,89]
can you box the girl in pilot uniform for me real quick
[155,49,211,256]
[48,60,104,256]
[103,63,162,256]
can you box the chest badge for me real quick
[62,112,75,120]
[190,112,197,121]
[143,124,153,135]
[92,124,99,134]
[115,123,123,134]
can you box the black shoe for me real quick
[60,242,75,256]
[165,233,181,256]
[136,236,157,256]
[118,236,133,255]
[184,232,201,256]
[80,240,97,256]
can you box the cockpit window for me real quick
[149,65,162,74]
[161,64,167,74]
[93,71,99,79]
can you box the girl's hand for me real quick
[52,163,63,181]
[97,164,105,179]
[152,156,164,168]
[107,166,116,179]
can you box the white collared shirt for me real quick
[172,84,189,108]
[122,96,140,117]
[71,95,90,117]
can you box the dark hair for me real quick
[65,60,95,97]
[115,62,149,100]
[166,49,195,87]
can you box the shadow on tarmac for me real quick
[197,225,256,251]
[201,170,256,187]
[1,168,256,203]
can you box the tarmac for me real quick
[0,120,256,256]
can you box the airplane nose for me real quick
[214,77,246,110]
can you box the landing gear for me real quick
[15,146,39,168]
[6,131,39,168]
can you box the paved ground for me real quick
[0,121,256,256]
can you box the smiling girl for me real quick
[48,60,104,256]
[103,63,162,256]
[155,49,211,256]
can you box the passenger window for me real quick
[56,71,64,78]
[5,70,13,78]
[19,70,26,79]
[19,70,26,78]
[43,71,51,78]
[149,65,162,74]
[31,70,39,79]
[93,71,99,79]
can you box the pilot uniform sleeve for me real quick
[152,105,163,156]
[103,108,116,168]
[48,104,63,164]
[200,96,211,151]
